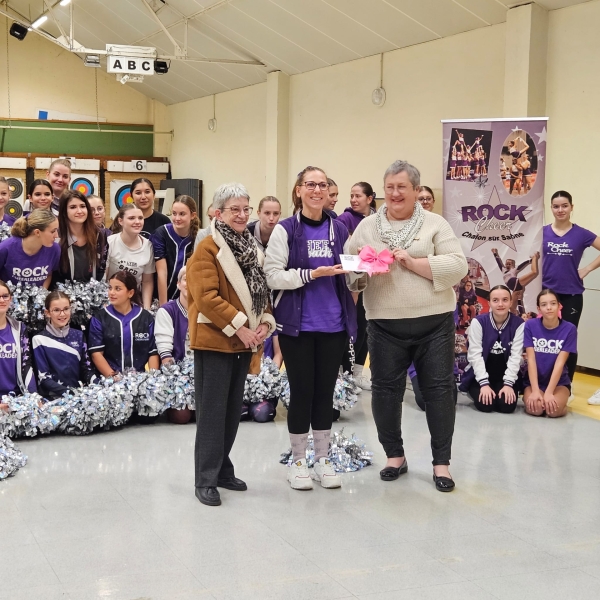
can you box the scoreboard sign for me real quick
[107,56,154,75]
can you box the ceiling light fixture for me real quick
[372,52,386,107]
[31,15,48,29]
[59,0,72,6]
[84,54,101,68]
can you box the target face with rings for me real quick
[6,200,23,219]
[71,177,95,196]
[115,185,133,210]
[7,178,23,199]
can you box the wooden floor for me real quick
[569,371,600,420]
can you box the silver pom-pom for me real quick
[0,221,12,243]
[279,428,373,472]
[0,434,27,480]
[279,371,359,412]
[243,358,284,404]
[149,298,161,318]
[0,392,54,438]
[7,282,49,331]
[56,279,109,329]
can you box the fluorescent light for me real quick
[31,15,48,29]
[60,0,72,5]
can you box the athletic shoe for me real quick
[287,458,313,490]
[588,390,600,405]
[354,376,372,391]
[311,457,342,489]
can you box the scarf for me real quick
[215,220,269,316]
[375,201,425,250]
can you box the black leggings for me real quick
[557,293,583,382]
[342,294,368,372]
[280,331,347,434]
[411,375,457,411]
[467,380,517,414]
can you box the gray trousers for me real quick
[194,349,252,488]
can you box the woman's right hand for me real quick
[525,389,543,411]
[479,385,496,405]
[235,326,261,349]
[311,265,347,279]
[0,403,8,413]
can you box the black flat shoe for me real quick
[195,486,221,506]
[379,458,408,481]
[217,476,247,491]
[433,473,455,492]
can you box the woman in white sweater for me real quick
[348,160,467,492]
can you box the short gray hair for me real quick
[212,183,250,211]
[177,266,186,282]
[384,160,420,189]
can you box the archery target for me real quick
[6,178,24,203]
[6,200,23,219]
[109,180,134,218]
[70,174,98,196]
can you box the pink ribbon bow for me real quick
[358,246,394,276]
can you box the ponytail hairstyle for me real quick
[536,288,560,307]
[353,181,376,209]
[11,209,57,238]
[58,189,98,272]
[292,166,327,214]
[550,190,573,205]
[258,196,281,212]
[27,178,53,198]
[172,195,199,241]
[420,185,435,199]
[110,203,139,234]
[45,290,71,311]
[48,158,72,173]
[131,178,156,195]
[108,270,143,306]
[489,284,512,297]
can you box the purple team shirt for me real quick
[542,224,597,295]
[0,237,60,286]
[523,318,577,389]
[0,325,18,396]
[300,220,344,334]
[1,214,15,226]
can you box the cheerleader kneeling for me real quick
[459,285,524,413]
[523,289,577,418]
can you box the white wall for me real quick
[546,0,600,232]
[168,84,267,217]
[0,16,165,128]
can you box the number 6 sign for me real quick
[131,160,148,172]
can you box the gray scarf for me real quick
[375,201,425,250]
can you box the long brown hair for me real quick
[58,190,98,272]
[292,166,327,214]
[172,195,199,241]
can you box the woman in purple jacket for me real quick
[264,166,356,492]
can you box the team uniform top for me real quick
[0,316,37,396]
[88,304,158,373]
[155,299,189,362]
[0,237,60,286]
[32,327,95,398]
[150,223,193,301]
[523,318,577,390]
[142,211,171,239]
[542,224,597,295]
[1,214,15,226]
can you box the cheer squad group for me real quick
[1,157,599,507]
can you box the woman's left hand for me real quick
[499,385,516,404]
[392,249,413,270]
[255,323,269,343]
[543,391,559,413]
[578,267,590,280]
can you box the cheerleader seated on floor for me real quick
[32,291,96,399]
[155,267,193,424]
[523,289,577,418]
[88,270,159,423]
[0,279,36,413]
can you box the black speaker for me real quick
[9,23,28,41]
[154,60,170,74]
[160,179,202,205]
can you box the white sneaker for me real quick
[311,457,342,488]
[588,390,600,405]
[287,458,313,490]
[355,376,372,391]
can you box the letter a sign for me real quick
[107,56,154,76]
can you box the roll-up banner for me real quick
[442,117,548,379]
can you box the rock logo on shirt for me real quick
[12,266,49,282]
[307,240,333,258]
[490,340,505,354]
[0,342,17,358]
[546,242,573,256]
[532,337,564,354]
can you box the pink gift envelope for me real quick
[357,246,394,276]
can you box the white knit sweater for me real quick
[347,211,468,320]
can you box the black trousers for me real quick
[194,350,252,488]
[342,294,368,372]
[557,293,583,382]
[411,375,457,411]
[369,313,456,466]
[279,331,347,434]
[467,380,517,414]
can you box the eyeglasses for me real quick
[222,206,253,217]
[50,307,71,315]
[0,294,11,301]
[418,197,434,204]
[301,182,329,191]
[385,185,414,194]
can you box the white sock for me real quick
[354,364,363,378]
